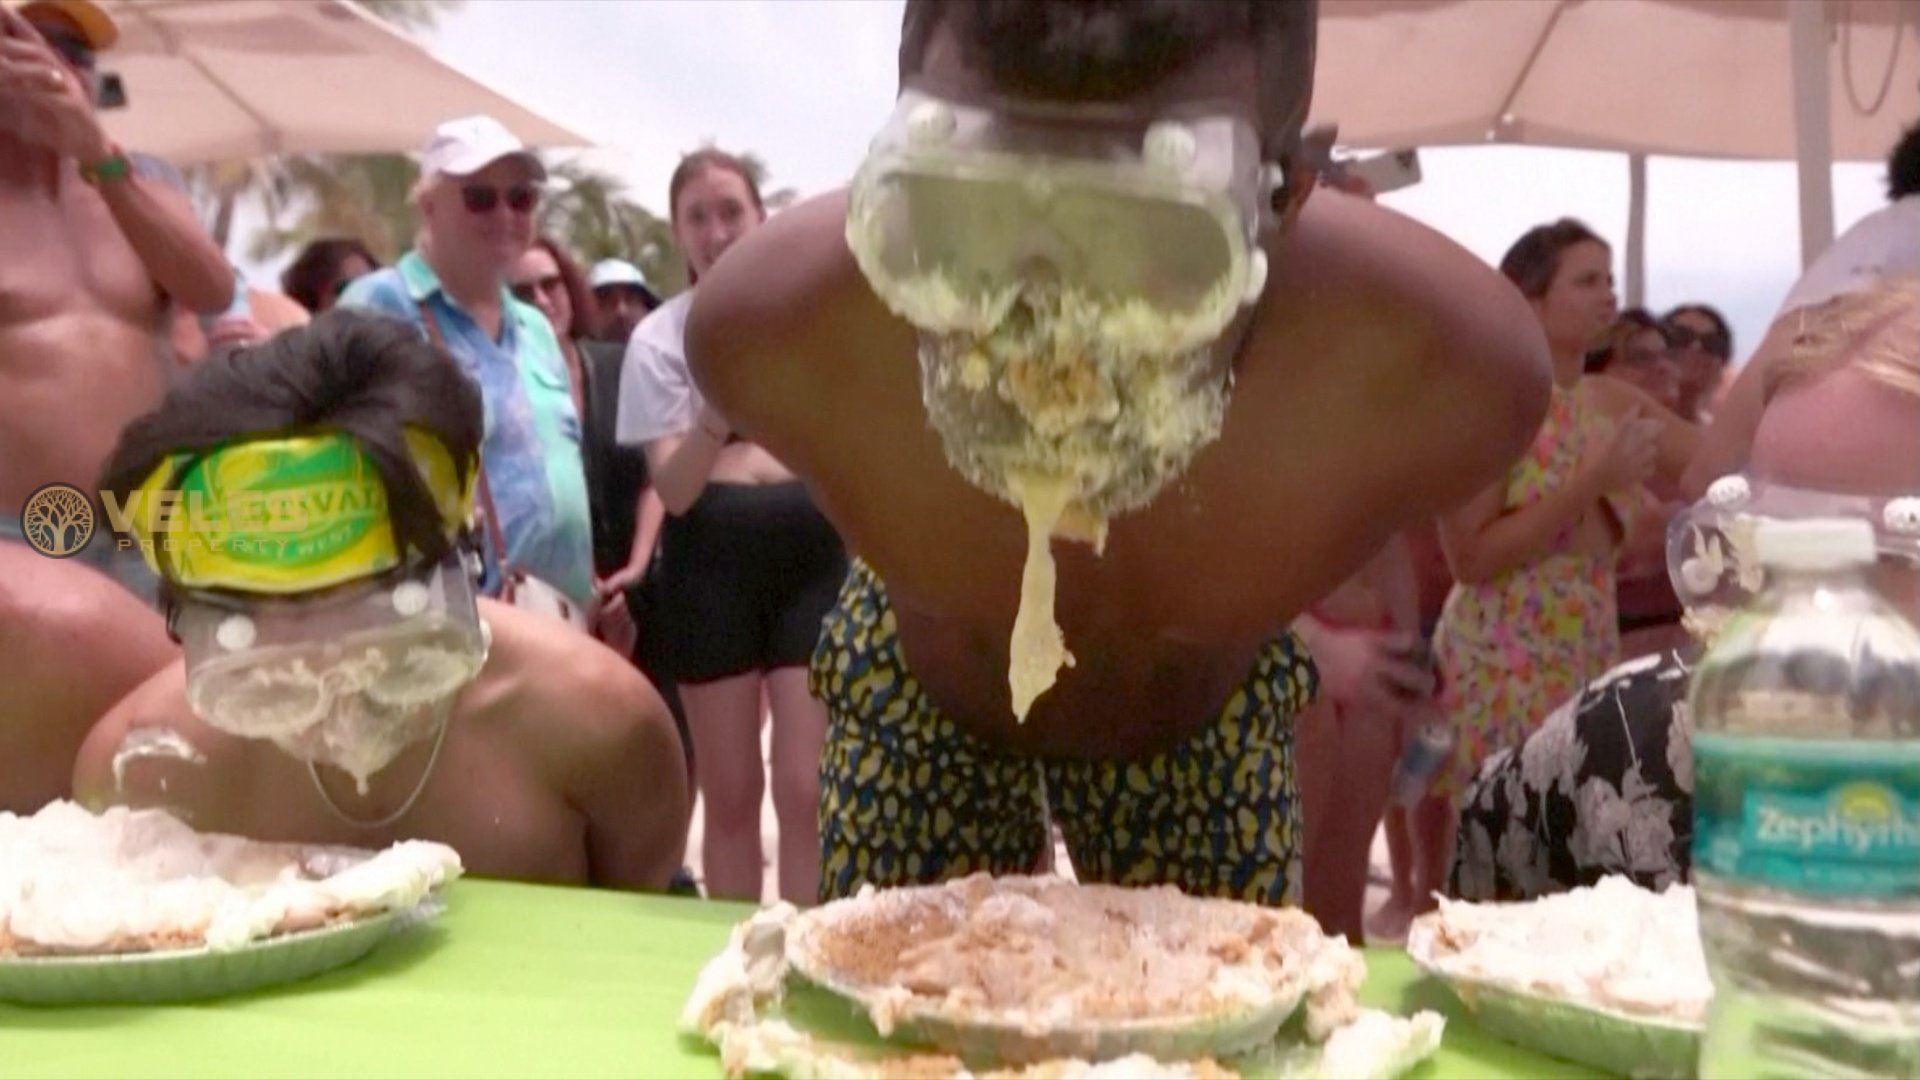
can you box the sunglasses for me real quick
[460,184,539,216]
[1666,325,1730,358]
[509,274,563,304]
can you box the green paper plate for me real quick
[1407,919,1701,1079]
[783,880,1317,1067]
[0,907,423,1006]
[785,956,1306,1068]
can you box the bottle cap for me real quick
[1754,517,1877,572]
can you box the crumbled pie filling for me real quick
[795,875,1326,1032]
[686,874,1445,1079]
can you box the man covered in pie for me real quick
[686,0,1552,904]
[71,311,692,892]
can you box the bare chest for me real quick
[223,732,591,886]
[0,176,163,328]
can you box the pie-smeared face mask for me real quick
[847,87,1275,721]
[167,553,487,792]
[123,429,486,789]
[847,87,1273,526]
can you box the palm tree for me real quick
[192,0,799,303]
[245,154,422,264]
[186,0,459,256]
[538,159,686,295]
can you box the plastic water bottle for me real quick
[1390,710,1454,807]
[1690,518,1920,1078]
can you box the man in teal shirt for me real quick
[340,115,593,612]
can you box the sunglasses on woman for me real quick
[461,184,539,216]
[1666,324,1730,359]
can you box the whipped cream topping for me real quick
[0,801,462,954]
[1412,876,1713,1023]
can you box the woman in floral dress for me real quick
[1370,219,1695,939]
[1451,273,1920,902]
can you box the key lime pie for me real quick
[0,800,461,957]
[684,874,1445,1079]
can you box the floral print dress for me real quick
[1432,385,1625,802]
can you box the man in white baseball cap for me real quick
[419,114,549,185]
[337,115,597,626]
[587,257,658,345]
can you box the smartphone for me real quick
[1343,149,1423,195]
[97,72,127,110]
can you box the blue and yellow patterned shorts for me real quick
[810,560,1317,907]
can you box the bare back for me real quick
[0,143,171,511]
[690,191,1553,760]
[72,601,691,890]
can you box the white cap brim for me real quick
[431,147,547,182]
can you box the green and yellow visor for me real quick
[116,428,477,595]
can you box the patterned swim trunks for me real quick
[810,559,1317,907]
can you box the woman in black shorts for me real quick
[616,150,847,903]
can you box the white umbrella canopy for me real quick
[89,0,591,164]
[1311,0,1917,160]
[1310,0,1920,292]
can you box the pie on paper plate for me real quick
[1407,876,1710,1078]
[0,801,461,1002]
[684,873,1445,1079]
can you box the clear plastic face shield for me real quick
[168,552,488,792]
[846,87,1275,521]
[1668,474,1920,641]
[118,429,483,794]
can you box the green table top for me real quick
[0,879,1602,1079]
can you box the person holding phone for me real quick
[0,0,234,603]
[1369,219,1697,941]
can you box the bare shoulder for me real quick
[73,661,247,806]
[473,603,681,786]
[1274,192,1550,417]
[690,191,858,352]
[0,548,174,680]
[684,192,900,456]
[1261,193,1553,508]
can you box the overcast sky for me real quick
[290,0,1898,363]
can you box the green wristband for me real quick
[80,149,132,186]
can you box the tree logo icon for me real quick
[20,483,95,558]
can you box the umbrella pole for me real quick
[1789,0,1837,269]
[1625,153,1648,309]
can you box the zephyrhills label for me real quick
[1695,733,1920,898]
